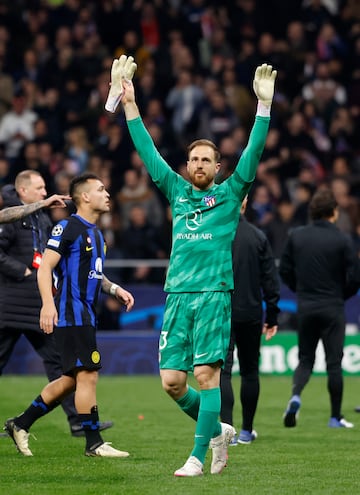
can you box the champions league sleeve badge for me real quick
[51,224,63,237]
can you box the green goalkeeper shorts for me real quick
[159,291,231,372]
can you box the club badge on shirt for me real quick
[204,195,216,207]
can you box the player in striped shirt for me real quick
[4,173,135,458]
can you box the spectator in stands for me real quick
[331,176,360,235]
[0,90,38,162]
[257,128,284,177]
[166,68,205,147]
[328,106,355,155]
[205,27,235,76]
[0,67,14,119]
[95,122,132,183]
[302,61,347,125]
[34,87,64,151]
[13,48,43,87]
[301,0,334,45]
[301,100,331,154]
[43,45,77,91]
[139,2,162,54]
[285,21,309,97]
[116,167,164,230]
[121,204,165,284]
[217,135,242,182]
[0,157,11,190]
[136,67,162,114]
[266,196,300,259]
[330,154,360,197]
[292,181,314,225]
[197,89,239,146]
[222,66,254,132]
[279,111,323,180]
[13,141,52,188]
[64,126,91,174]
[60,77,87,129]
[115,30,151,78]
[248,184,275,230]
[32,32,52,72]
[315,21,347,62]
[75,35,104,95]
[258,168,288,207]
[53,170,72,196]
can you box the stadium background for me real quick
[0,0,360,375]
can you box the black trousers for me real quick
[0,327,78,426]
[220,320,262,431]
[293,308,345,418]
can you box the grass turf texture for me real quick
[0,375,359,495]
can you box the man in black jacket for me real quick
[220,197,280,444]
[0,170,112,436]
[280,188,360,428]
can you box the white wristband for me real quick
[105,91,123,113]
[256,100,271,117]
[110,284,119,296]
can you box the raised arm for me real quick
[231,64,277,189]
[105,55,179,196]
[0,194,71,224]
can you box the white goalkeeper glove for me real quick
[105,55,137,113]
[253,63,277,108]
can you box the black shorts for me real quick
[54,325,102,375]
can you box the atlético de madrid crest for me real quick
[203,195,216,207]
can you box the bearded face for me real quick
[187,145,220,191]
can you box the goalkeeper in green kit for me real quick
[106,55,276,476]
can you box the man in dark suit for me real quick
[220,197,280,444]
[280,188,360,428]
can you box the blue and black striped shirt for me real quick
[46,214,106,327]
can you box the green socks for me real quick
[176,386,222,464]
[191,388,221,464]
[176,386,200,420]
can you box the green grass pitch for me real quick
[0,375,359,495]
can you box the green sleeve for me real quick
[233,116,270,184]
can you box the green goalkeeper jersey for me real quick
[127,116,270,293]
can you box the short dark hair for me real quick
[309,188,337,220]
[70,172,100,205]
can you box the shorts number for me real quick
[159,331,168,350]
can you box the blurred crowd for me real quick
[0,0,360,287]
